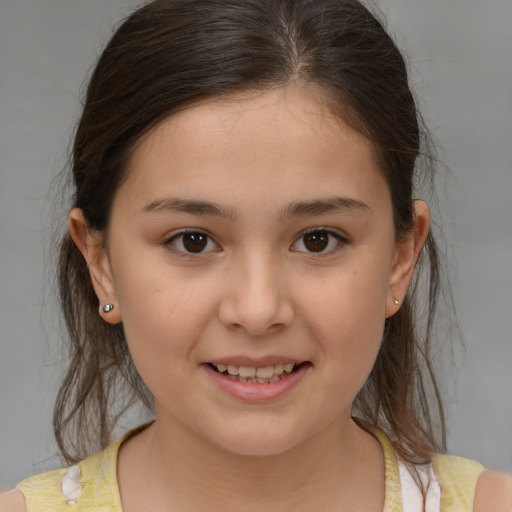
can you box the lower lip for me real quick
[202,363,310,402]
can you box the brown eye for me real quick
[168,231,219,254]
[182,233,207,252]
[291,229,347,255]
[303,232,329,252]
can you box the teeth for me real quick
[213,362,297,380]
[256,366,274,379]
[238,366,256,378]
[274,364,284,374]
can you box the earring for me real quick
[394,299,400,305]
[101,304,114,313]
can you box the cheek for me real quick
[300,258,391,370]
[116,286,211,407]
[313,283,386,361]
[119,282,212,351]
[303,255,391,327]
[112,240,209,330]
[111,257,217,377]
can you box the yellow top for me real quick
[17,425,484,512]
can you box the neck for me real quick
[118,414,385,512]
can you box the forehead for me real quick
[118,86,387,211]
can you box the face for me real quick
[72,87,424,456]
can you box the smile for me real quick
[211,363,296,383]
[204,361,310,401]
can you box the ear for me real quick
[385,200,430,317]
[68,208,122,324]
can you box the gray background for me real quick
[1,0,511,490]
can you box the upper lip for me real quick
[207,356,305,367]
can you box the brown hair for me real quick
[56,0,446,465]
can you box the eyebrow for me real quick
[142,196,370,221]
[142,198,238,221]
[280,197,370,220]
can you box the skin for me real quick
[2,86,510,511]
[83,85,424,511]
[87,86,410,511]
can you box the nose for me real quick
[218,252,294,336]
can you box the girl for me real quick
[1,0,511,510]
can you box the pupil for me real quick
[304,232,329,252]
[183,233,207,253]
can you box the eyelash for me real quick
[290,228,349,257]
[164,228,349,257]
[164,229,220,257]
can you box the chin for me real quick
[202,420,310,458]
[216,436,300,458]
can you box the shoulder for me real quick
[0,490,27,512]
[432,452,484,486]
[433,454,512,512]
[473,470,512,512]
[13,466,75,512]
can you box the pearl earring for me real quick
[101,304,114,313]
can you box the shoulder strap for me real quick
[16,423,153,511]
[16,467,69,512]
[361,423,404,512]
[433,454,484,512]
[74,438,124,511]
[16,438,123,512]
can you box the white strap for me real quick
[399,459,441,512]
[61,465,82,506]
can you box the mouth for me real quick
[208,362,308,384]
